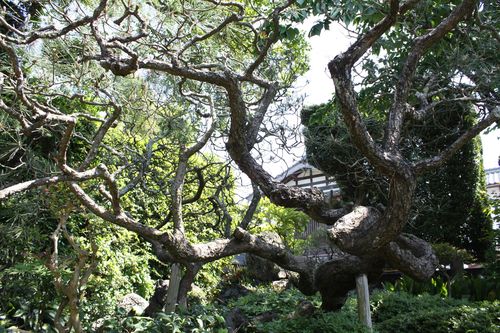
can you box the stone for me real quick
[118,293,149,315]
[294,300,316,317]
[188,284,206,299]
[144,279,169,316]
[254,310,279,323]
[246,232,284,282]
[218,283,250,303]
[271,279,290,291]
[225,307,248,333]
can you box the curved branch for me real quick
[78,96,122,171]
[383,233,438,280]
[1,0,108,44]
[327,0,402,176]
[384,0,477,151]
[238,183,261,230]
[413,111,499,174]
[177,13,242,59]
[244,0,293,77]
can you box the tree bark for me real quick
[177,263,202,309]
[144,279,170,317]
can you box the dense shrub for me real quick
[228,286,320,316]
[228,287,369,333]
[372,291,500,333]
[93,288,498,333]
[230,287,499,333]
[257,311,369,333]
[383,274,500,301]
[3,284,498,332]
[97,304,227,333]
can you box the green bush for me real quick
[98,304,227,333]
[384,274,500,301]
[228,286,320,316]
[227,286,500,333]
[257,311,369,333]
[372,291,500,333]
[228,287,369,333]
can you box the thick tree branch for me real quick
[413,111,499,174]
[0,168,103,201]
[384,0,477,151]
[327,1,402,176]
[383,233,438,280]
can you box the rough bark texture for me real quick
[328,206,382,255]
[0,0,495,313]
[383,234,439,281]
[177,264,202,309]
[144,279,169,317]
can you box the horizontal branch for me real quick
[0,169,103,201]
[1,0,108,44]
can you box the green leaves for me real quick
[99,304,227,333]
[252,198,309,252]
[372,291,500,333]
[308,21,325,37]
[276,24,301,41]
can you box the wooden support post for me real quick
[356,274,372,331]
[164,263,182,313]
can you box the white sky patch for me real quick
[482,127,499,169]
[295,19,351,106]
[255,20,352,182]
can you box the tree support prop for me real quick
[164,263,182,313]
[356,274,372,331]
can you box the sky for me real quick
[482,129,499,169]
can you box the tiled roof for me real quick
[277,162,500,188]
[274,159,310,182]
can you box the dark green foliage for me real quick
[302,101,493,259]
[408,108,493,260]
[0,194,60,330]
[258,312,369,333]
[372,291,500,333]
[3,282,499,333]
[0,260,58,331]
[228,287,320,316]
[229,287,369,333]
[384,274,500,302]
[96,304,228,333]
[451,275,500,301]
[301,103,387,206]
[225,287,500,333]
